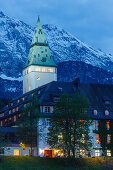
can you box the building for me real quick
[0,17,113,157]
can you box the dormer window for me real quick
[105,110,109,116]
[93,110,98,115]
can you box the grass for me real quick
[0,156,107,170]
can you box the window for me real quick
[95,134,99,144]
[14,149,19,156]
[106,121,110,130]
[22,97,24,101]
[36,67,40,72]
[9,110,11,114]
[14,116,16,122]
[48,68,53,72]
[107,134,111,144]
[42,68,47,72]
[45,106,50,113]
[80,120,84,127]
[93,110,98,115]
[105,110,109,116]
[58,133,63,143]
[107,150,111,157]
[11,103,13,106]
[13,108,15,113]
[17,99,19,103]
[94,121,99,129]
[45,49,47,52]
[80,134,85,143]
[80,149,85,156]
[95,150,100,157]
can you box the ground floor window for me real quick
[107,150,111,157]
[14,149,19,156]
[80,149,85,157]
[95,149,100,157]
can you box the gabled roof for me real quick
[23,17,56,69]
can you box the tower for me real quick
[23,17,57,94]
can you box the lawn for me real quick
[0,157,106,170]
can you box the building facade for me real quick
[0,17,113,157]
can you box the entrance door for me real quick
[14,149,19,156]
[44,150,53,157]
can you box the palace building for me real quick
[0,17,113,157]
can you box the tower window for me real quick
[36,67,40,72]
[45,49,47,52]
[48,68,53,72]
[42,68,47,72]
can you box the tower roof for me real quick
[23,17,57,69]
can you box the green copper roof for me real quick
[24,17,57,69]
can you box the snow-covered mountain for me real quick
[0,11,113,98]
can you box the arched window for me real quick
[93,110,98,115]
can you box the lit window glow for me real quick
[95,150,100,157]
[42,68,47,72]
[48,68,53,72]
[80,149,85,156]
[35,67,40,72]
[14,149,19,156]
[95,134,99,144]
[107,150,111,156]
[105,110,109,115]
[94,121,99,129]
[93,110,98,115]
[107,134,111,144]
[106,121,110,130]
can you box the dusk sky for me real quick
[1,0,113,55]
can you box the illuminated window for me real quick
[93,110,98,115]
[107,134,111,144]
[95,150,100,157]
[95,134,99,144]
[58,133,63,143]
[80,120,84,127]
[80,149,85,156]
[48,68,53,72]
[107,150,111,157]
[35,67,40,71]
[80,134,85,143]
[22,97,24,101]
[94,121,99,129]
[42,68,47,72]
[105,110,109,115]
[14,149,19,156]
[106,121,110,130]
[16,107,18,111]
[11,103,13,106]
[17,99,19,103]
[0,121,3,126]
